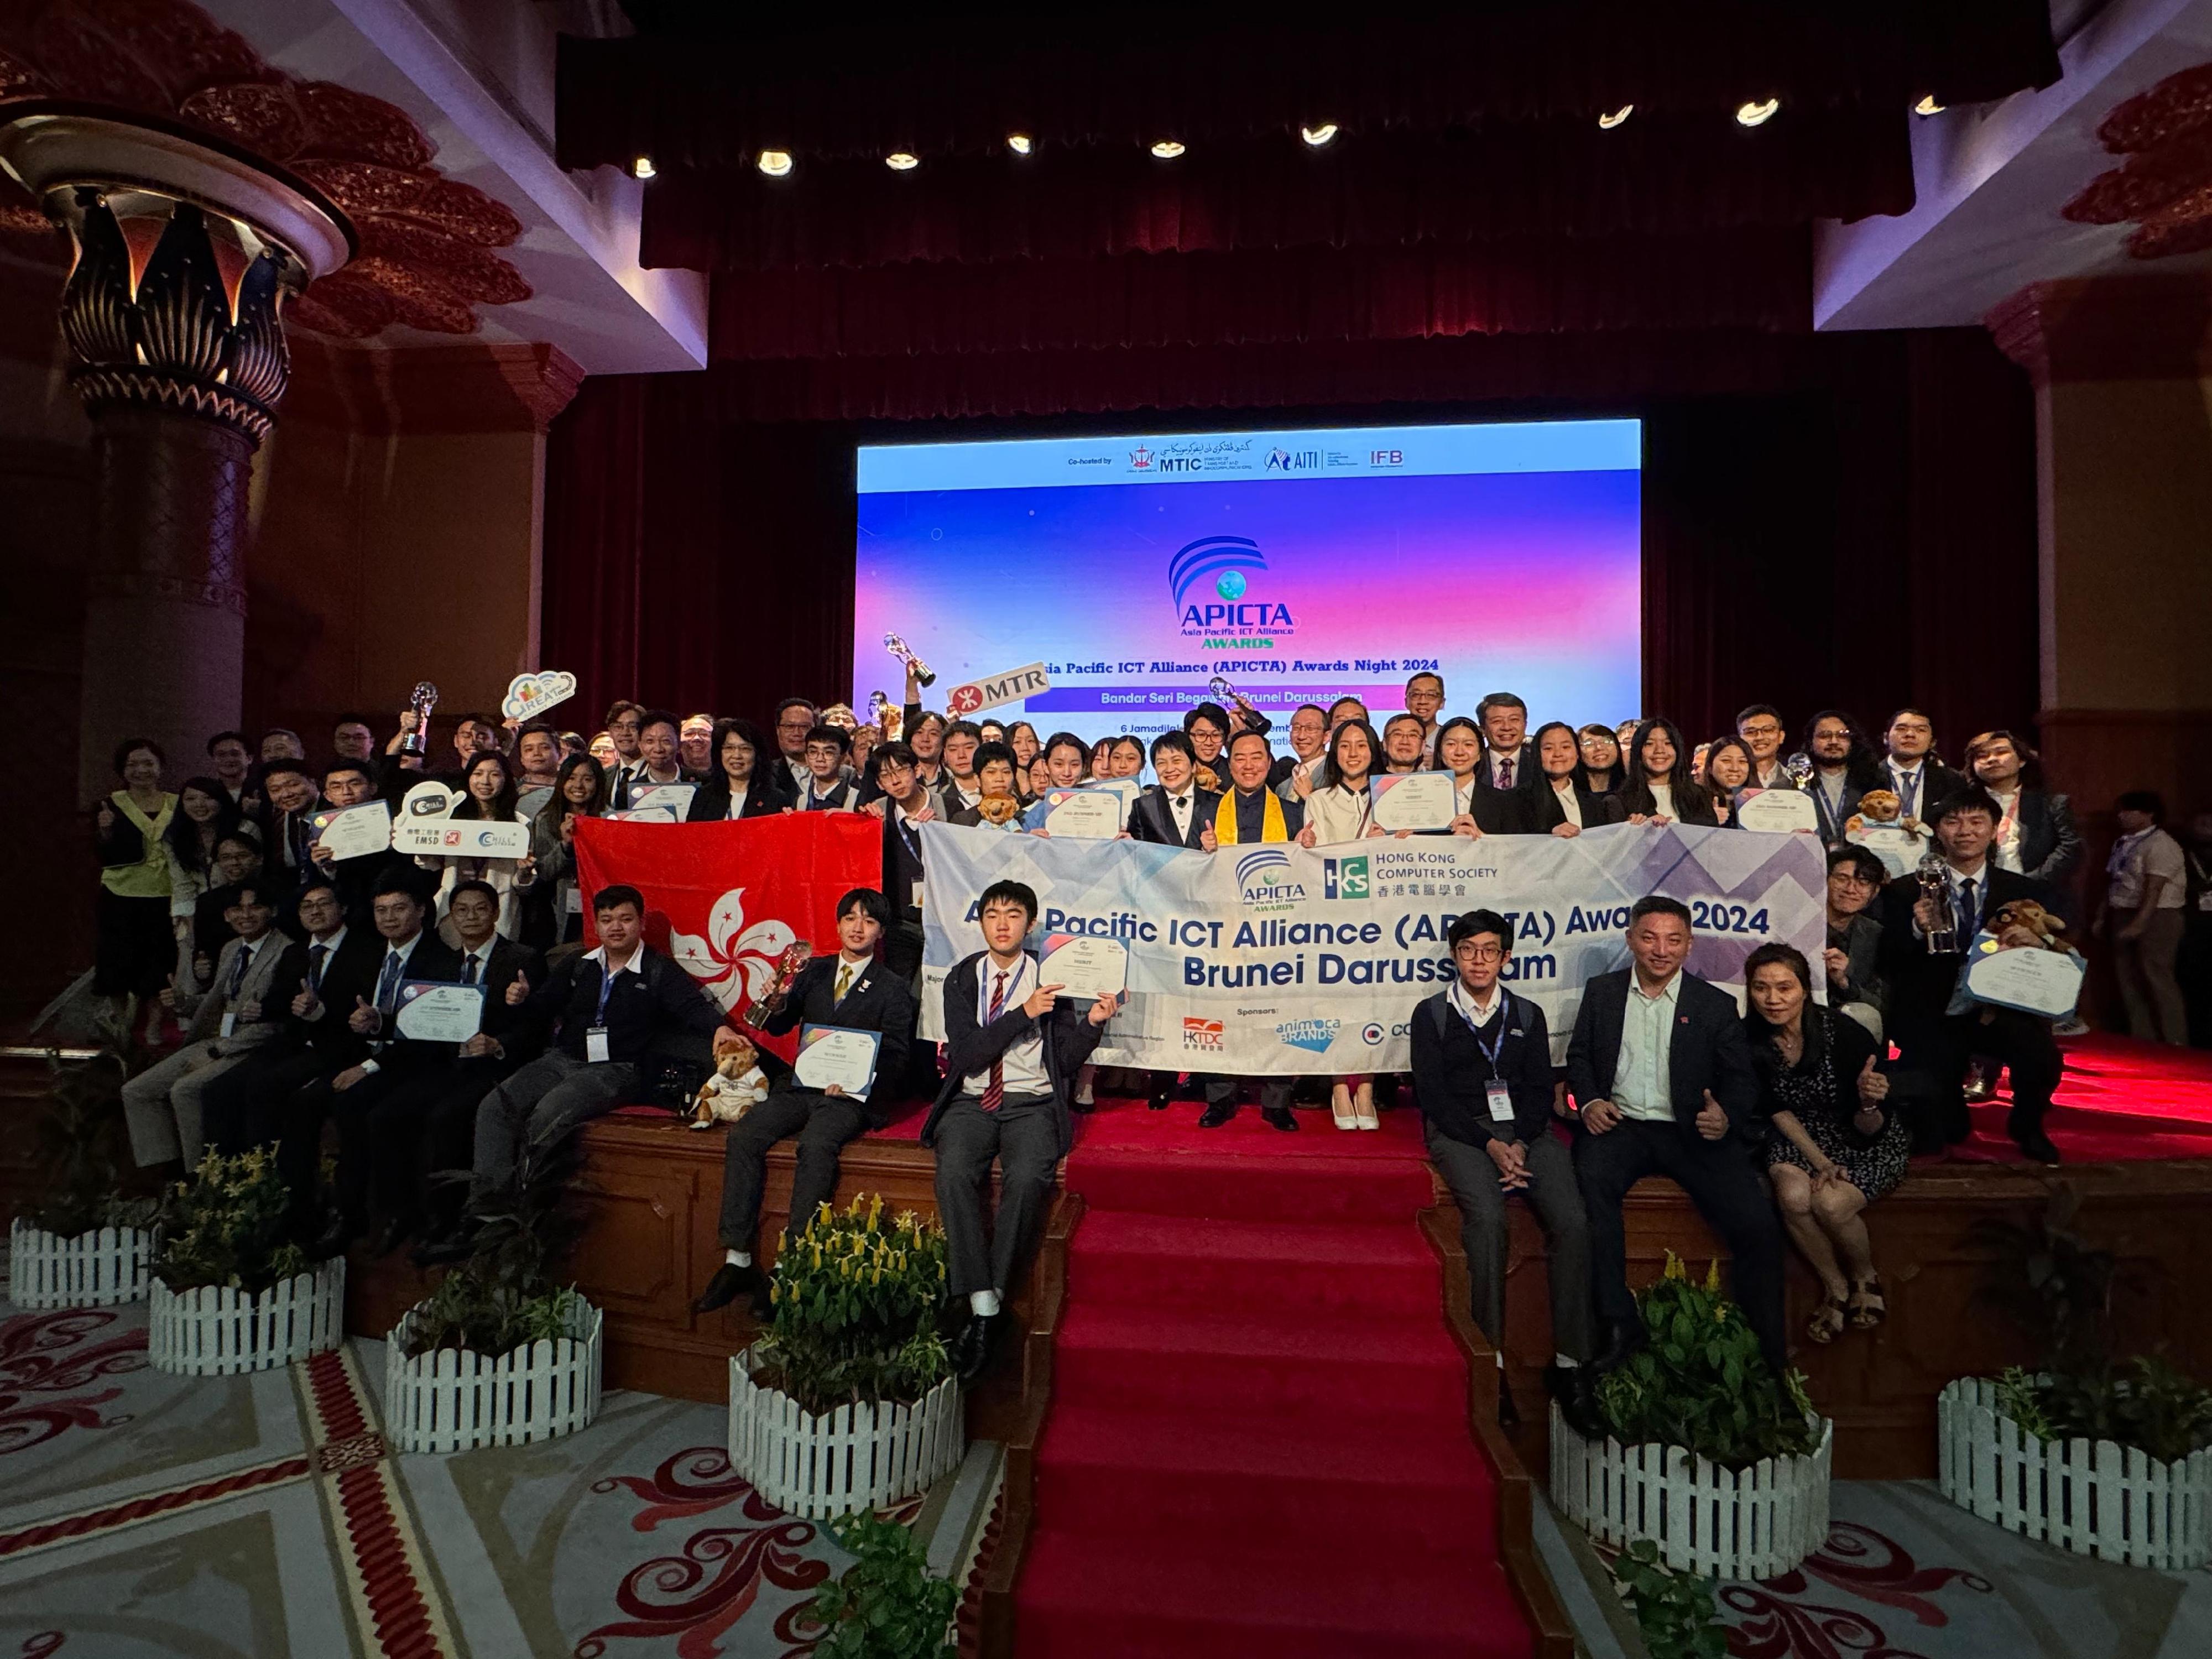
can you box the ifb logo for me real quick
[1322,855,1369,900]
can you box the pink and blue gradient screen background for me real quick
[852,420,1640,735]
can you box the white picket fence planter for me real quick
[1551,1406,1834,1580]
[8,1218,152,1308]
[1937,1376,2212,1569]
[384,1298,604,1454]
[728,1344,963,1520]
[147,1259,346,1375]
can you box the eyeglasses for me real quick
[1741,723,1783,738]
[1457,944,1505,962]
[1830,870,1879,889]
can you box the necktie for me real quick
[226,944,251,1001]
[1498,756,1514,789]
[289,813,307,868]
[308,943,327,993]
[834,962,854,1004]
[981,971,1007,1112]
[1957,877,1979,942]
[377,950,404,1013]
[460,952,479,987]
[1898,769,1918,818]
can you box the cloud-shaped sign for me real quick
[504,670,577,722]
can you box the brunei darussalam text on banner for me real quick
[917,822,1828,1072]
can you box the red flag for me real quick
[572,814,882,1061]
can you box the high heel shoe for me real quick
[1330,1084,1357,1130]
[1353,1080,1379,1130]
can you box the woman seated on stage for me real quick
[1299,718,1387,1131]
[1743,941,1909,1344]
[1530,721,1623,837]
[1617,717,1718,827]
[1701,735,1756,826]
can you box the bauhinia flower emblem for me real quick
[668,889,798,1016]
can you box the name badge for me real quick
[911,879,925,911]
[220,1011,238,1039]
[564,887,582,914]
[1485,1079,1514,1123]
[2199,891,2212,914]
[586,1025,611,1063]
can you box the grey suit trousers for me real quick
[1425,1123,1594,1361]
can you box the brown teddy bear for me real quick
[1989,899,2069,952]
[690,1035,769,1129]
[1844,789,1905,834]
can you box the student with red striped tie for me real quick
[922,880,1115,1386]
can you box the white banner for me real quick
[919,822,1827,1072]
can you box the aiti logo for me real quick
[1167,536,1293,633]
[1182,1016,1225,1052]
[1265,446,1322,472]
[1322,854,1369,900]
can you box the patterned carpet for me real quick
[0,1297,999,1659]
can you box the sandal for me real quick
[1805,1293,1847,1345]
[1848,1276,1887,1329]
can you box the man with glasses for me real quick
[1735,704,1792,789]
[1823,845,1889,1041]
[1405,671,1447,758]
[1801,709,1884,843]
[773,699,820,795]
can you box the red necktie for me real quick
[981,971,1007,1111]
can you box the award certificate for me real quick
[312,802,393,860]
[1734,788,1819,834]
[1038,934,1129,1000]
[794,1025,881,1098]
[1964,942,2084,1020]
[628,782,696,818]
[1847,822,1927,879]
[394,817,532,858]
[603,807,678,824]
[1369,771,1456,833]
[1044,790,1126,839]
[394,981,486,1042]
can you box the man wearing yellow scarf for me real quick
[1194,731,1307,1130]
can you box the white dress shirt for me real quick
[1648,782,1676,820]
[1611,972,1681,1123]
[1164,789,1196,841]
[1550,780,1583,829]
[962,953,1050,1099]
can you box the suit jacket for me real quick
[515,944,726,1066]
[181,933,304,1053]
[1876,864,2047,1035]
[795,779,863,813]
[451,935,545,1071]
[686,774,789,820]
[759,954,916,1124]
[1530,781,1625,834]
[355,934,465,1076]
[285,927,389,1063]
[1880,759,1969,822]
[921,952,1105,1159]
[1565,969,1760,1142]
[257,805,324,901]
[1127,785,1221,849]
[2012,790,2081,893]
[1827,910,1886,1020]
[882,805,926,920]
[1472,744,1539,831]
[1410,987,1554,1147]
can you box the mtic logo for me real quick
[1323,855,1369,900]
[1182,1016,1225,1053]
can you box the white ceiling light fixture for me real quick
[1735,97,1780,128]
[1007,132,1033,155]
[1597,105,1632,130]
[757,148,794,178]
[631,155,656,180]
[1150,138,1186,159]
[886,151,919,171]
[1912,94,1945,117]
[1300,122,1338,148]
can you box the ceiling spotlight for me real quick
[886,151,919,171]
[757,148,794,178]
[1913,94,1945,117]
[1300,123,1338,148]
[1150,138,1186,159]
[1598,105,1632,130]
[1006,132,1033,155]
[1735,98,1780,128]
[631,155,656,180]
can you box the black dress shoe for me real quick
[411,1227,475,1269]
[952,1312,1005,1387]
[1589,1321,1647,1375]
[1544,1361,1608,1440]
[2011,1118,2062,1164]
[1260,1105,1298,1133]
[1196,1100,1238,1128]
[1495,1375,1521,1429]
[692,1261,770,1316]
[1147,1084,1172,1110]
[370,1215,416,1259]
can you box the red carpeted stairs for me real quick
[1013,1102,1536,1658]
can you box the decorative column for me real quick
[0,102,354,798]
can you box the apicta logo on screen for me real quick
[1168,536,1296,638]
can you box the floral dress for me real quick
[1761,1015,1911,1201]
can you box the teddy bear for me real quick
[975,791,1024,827]
[690,1036,769,1129]
[1988,899,2070,952]
[1843,789,1906,834]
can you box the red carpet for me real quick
[1013,1098,1536,1659]
[1970,1031,2212,1163]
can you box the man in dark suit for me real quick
[1126,731,1219,847]
[1879,708,1969,827]
[1412,909,1598,1432]
[795,723,865,812]
[254,760,325,909]
[361,878,544,1256]
[1473,692,1538,833]
[925,879,1114,1385]
[308,758,407,927]
[693,888,917,1318]
[1877,787,2063,1161]
[1567,896,1785,1374]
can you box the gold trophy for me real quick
[741,941,815,1030]
[884,633,936,688]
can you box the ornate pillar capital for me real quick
[1985,276,2212,387]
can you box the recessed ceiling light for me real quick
[1913,94,1945,117]
[1007,132,1033,155]
[1598,105,1632,130]
[631,155,656,180]
[1150,138,1186,159]
[757,148,793,178]
[1735,98,1780,128]
[886,151,919,171]
[1300,123,1338,148]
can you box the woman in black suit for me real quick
[1700,735,1757,827]
[1965,731,2081,912]
[687,717,789,821]
[1530,722,1623,836]
[1616,718,1717,826]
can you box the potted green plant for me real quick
[1551,1254,1833,1579]
[808,1510,959,1658]
[728,1195,962,1519]
[1939,1184,2212,1567]
[9,1035,155,1308]
[384,1097,603,1453]
[148,1147,346,1375]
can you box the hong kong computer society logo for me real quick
[1168,536,1293,633]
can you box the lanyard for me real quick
[594,959,623,1024]
[894,813,923,861]
[1450,982,1509,1070]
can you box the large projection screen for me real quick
[854,419,1640,736]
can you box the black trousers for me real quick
[1895,1008,2062,1147]
[200,1047,333,1159]
[1573,1119,1787,1373]
[1426,1124,1593,1360]
[932,1093,1058,1300]
[1202,1076,1291,1110]
[716,1087,874,1251]
[361,1059,512,1229]
[881,918,936,1104]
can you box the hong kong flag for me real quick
[572,813,883,1062]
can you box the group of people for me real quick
[86,669,2209,1402]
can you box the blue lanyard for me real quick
[594,961,620,1024]
[1453,985,1509,1072]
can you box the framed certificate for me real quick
[311,802,394,860]
[1369,771,1455,833]
[1044,790,1125,839]
[1734,787,1819,834]
[1964,942,2084,1020]
[1038,934,1129,1000]
[794,1024,882,1098]
[394,980,486,1042]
